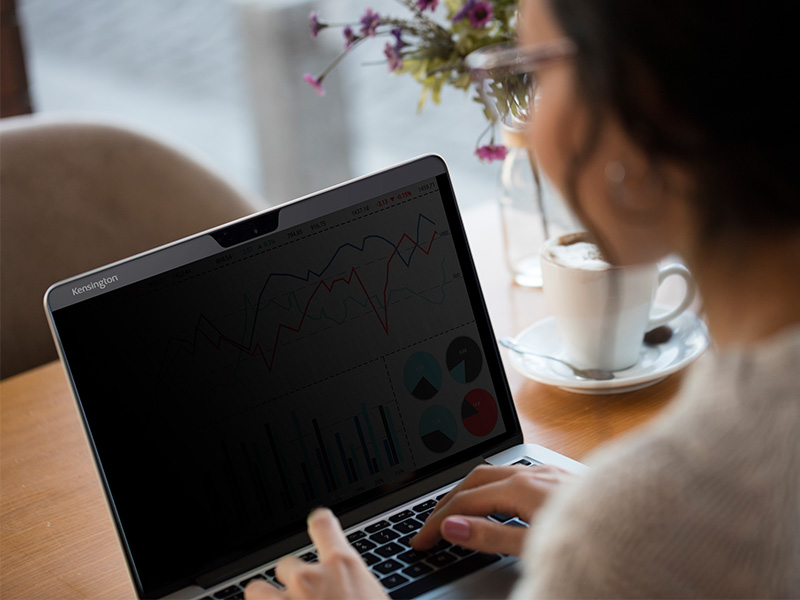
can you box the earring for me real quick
[604,160,665,212]
[605,161,634,209]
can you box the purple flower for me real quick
[474,143,508,162]
[416,0,439,11]
[453,0,493,28]
[303,73,325,96]
[343,25,357,49]
[467,2,493,27]
[384,42,403,72]
[309,11,325,38]
[391,27,407,51]
[360,8,381,37]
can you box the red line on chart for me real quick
[163,228,439,374]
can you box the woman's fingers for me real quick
[412,464,573,553]
[243,579,282,600]
[306,508,357,562]
[430,465,522,511]
[274,556,313,595]
[440,515,529,556]
[245,508,387,600]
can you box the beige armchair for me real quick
[0,115,258,379]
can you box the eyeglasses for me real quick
[465,39,577,127]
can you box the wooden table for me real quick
[0,204,687,599]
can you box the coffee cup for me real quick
[541,232,696,371]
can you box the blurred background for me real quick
[5,0,502,208]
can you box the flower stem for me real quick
[318,37,368,79]
[527,148,550,241]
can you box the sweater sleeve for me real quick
[510,344,800,599]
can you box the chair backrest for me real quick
[0,115,257,379]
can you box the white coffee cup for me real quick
[541,232,696,371]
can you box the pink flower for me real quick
[303,73,325,96]
[384,42,403,72]
[360,8,381,37]
[474,144,508,162]
[416,0,439,11]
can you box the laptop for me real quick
[45,155,586,600]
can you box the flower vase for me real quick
[497,126,579,287]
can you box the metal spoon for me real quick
[498,337,615,381]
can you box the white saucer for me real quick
[505,309,709,394]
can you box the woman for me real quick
[246,0,800,597]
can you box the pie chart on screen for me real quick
[461,389,498,437]
[404,352,442,400]
[419,405,457,453]
[446,336,482,384]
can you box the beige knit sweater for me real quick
[512,326,800,598]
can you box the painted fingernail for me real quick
[442,517,471,541]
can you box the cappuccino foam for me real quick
[546,241,611,271]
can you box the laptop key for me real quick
[416,509,434,522]
[375,541,404,558]
[352,539,377,553]
[401,562,433,578]
[515,458,542,466]
[398,534,415,547]
[505,518,530,528]
[373,558,404,575]
[381,573,410,590]
[361,552,381,567]
[426,550,457,568]
[488,512,513,523]
[389,509,414,523]
[397,549,428,564]
[450,545,475,557]
[298,551,317,562]
[393,518,422,534]
[365,520,391,533]
[412,499,436,513]
[346,530,366,542]
[430,539,453,553]
[388,552,503,599]
[213,585,241,599]
[369,529,400,544]
[240,574,266,588]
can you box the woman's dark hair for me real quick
[547,0,799,241]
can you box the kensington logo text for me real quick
[72,275,119,296]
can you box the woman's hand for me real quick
[244,508,388,600]
[411,464,575,556]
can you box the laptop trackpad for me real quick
[421,558,522,600]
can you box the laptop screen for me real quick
[48,157,518,598]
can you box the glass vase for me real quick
[497,126,579,287]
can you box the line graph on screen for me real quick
[157,212,453,379]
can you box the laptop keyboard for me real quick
[206,458,540,600]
